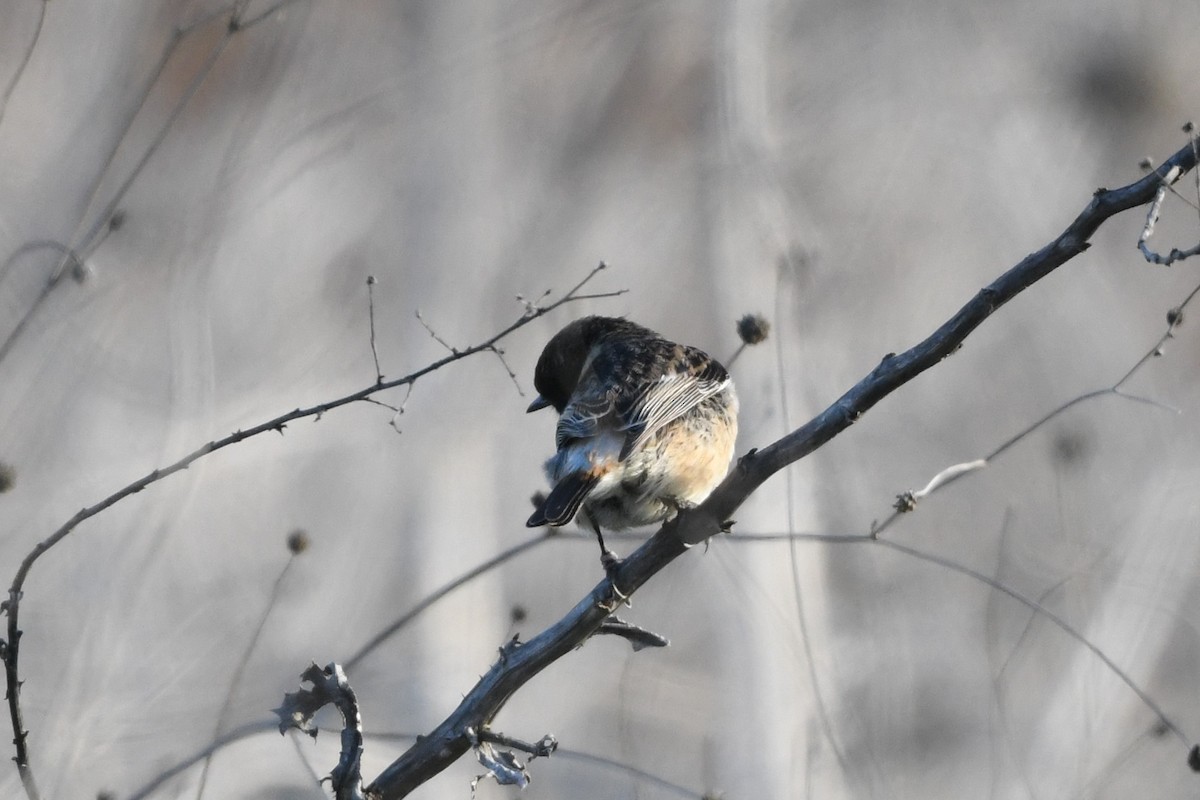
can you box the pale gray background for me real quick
[0,1,1198,798]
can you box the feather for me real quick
[527,472,600,527]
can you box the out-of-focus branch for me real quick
[361,137,1200,799]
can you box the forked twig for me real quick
[877,276,1200,536]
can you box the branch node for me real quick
[468,727,535,791]
[596,616,670,651]
[498,635,521,663]
[893,491,917,513]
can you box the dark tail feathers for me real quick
[527,473,599,527]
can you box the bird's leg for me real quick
[589,517,620,569]
[590,518,630,607]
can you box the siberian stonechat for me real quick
[526,316,738,567]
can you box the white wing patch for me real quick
[621,372,729,459]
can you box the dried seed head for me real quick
[286,529,310,554]
[736,313,770,345]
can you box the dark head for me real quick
[527,316,652,413]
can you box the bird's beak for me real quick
[526,395,552,413]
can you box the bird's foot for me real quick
[599,550,631,611]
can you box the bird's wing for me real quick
[617,350,729,460]
[527,471,600,527]
[554,381,616,450]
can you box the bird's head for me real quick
[527,316,641,413]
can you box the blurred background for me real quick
[1,1,1198,797]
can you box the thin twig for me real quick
[125,720,279,800]
[415,310,458,354]
[195,550,301,800]
[346,532,556,670]
[873,275,1200,537]
[871,537,1188,745]
[487,345,525,396]
[367,276,384,383]
[724,528,1186,748]
[724,341,748,368]
[772,265,852,780]
[287,730,327,792]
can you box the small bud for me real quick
[108,210,126,231]
[0,462,15,493]
[1167,307,1183,327]
[510,605,527,624]
[1138,157,1153,171]
[736,313,770,346]
[286,529,310,554]
[1183,121,1194,134]
[71,260,93,284]
[366,275,377,285]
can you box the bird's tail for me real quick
[527,473,600,527]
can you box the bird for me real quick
[525,316,738,570]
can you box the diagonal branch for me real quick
[363,137,1200,798]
